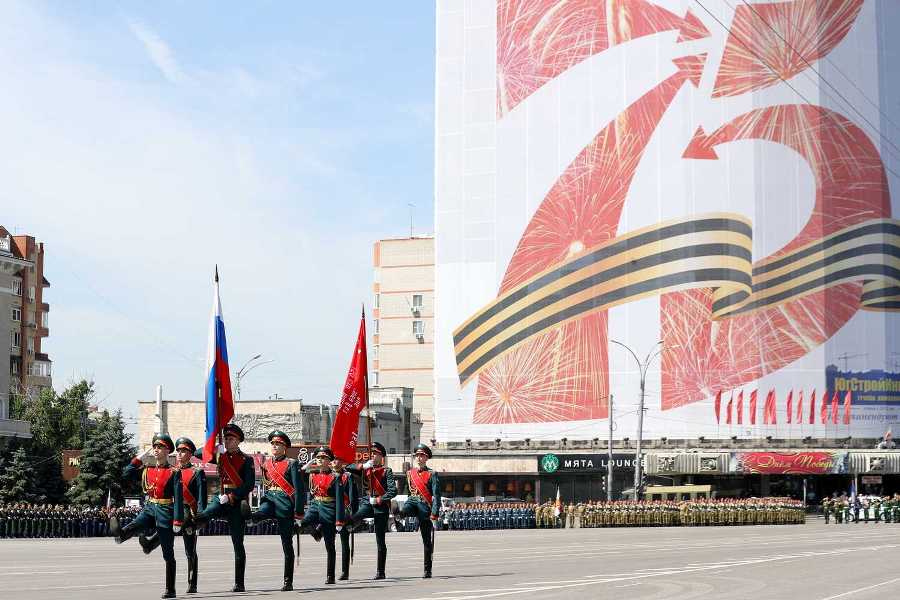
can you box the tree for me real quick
[67,409,136,506]
[0,448,41,503]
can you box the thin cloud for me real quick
[128,20,185,84]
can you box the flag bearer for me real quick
[192,423,255,592]
[345,441,397,579]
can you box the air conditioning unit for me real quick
[411,306,421,316]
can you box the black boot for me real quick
[232,557,245,592]
[424,544,433,578]
[281,555,293,591]
[115,521,141,544]
[339,542,350,580]
[326,549,336,584]
[186,556,197,594]
[373,547,386,579]
[140,532,162,555]
[161,560,176,598]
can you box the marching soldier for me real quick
[109,434,178,599]
[298,446,345,585]
[173,437,206,594]
[345,441,396,580]
[248,430,304,591]
[399,443,441,579]
[333,457,358,581]
[192,423,255,593]
[144,437,207,595]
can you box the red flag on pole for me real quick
[330,309,369,463]
[786,390,793,424]
[809,390,816,425]
[830,390,840,425]
[726,392,733,424]
[736,391,744,425]
[843,391,852,425]
[820,390,829,424]
[714,390,722,424]
[748,390,758,425]
[765,389,777,424]
[796,390,804,423]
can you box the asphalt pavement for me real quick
[2,521,899,599]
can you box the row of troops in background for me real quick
[443,498,804,529]
[107,424,440,598]
[822,495,900,524]
[0,504,141,538]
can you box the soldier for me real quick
[399,443,441,579]
[192,423,255,593]
[345,441,396,580]
[248,431,303,592]
[331,457,358,581]
[298,446,345,585]
[108,434,178,599]
[172,437,206,594]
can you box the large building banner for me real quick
[435,0,900,441]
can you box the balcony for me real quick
[38,327,49,338]
[0,418,31,439]
[26,374,52,389]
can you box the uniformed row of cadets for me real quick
[443,497,805,529]
[107,424,441,598]
[822,495,900,524]
[0,504,141,538]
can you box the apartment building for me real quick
[372,236,434,441]
[0,226,50,438]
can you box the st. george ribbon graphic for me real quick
[453,0,897,426]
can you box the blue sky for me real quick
[0,1,436,430]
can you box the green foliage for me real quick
[67,409,135,506]
[0,448,40,503]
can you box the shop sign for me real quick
[729,451,848,475]
[861,475,883,485]
[538,453,638,473]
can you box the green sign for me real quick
[540,453,560,473]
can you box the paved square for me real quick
[3,523,899,599]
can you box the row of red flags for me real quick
[713,389,852,426]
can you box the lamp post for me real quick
[234,354,273,401]
[610,339,664,501]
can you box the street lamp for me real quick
[610,339,664,501]
[234,354,273,401]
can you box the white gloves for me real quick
[294,518,303,528]
[363,460,374,469]
[336,524,343,532]
[173,524,181,534]
[216,443,226,454]
[218,494,230,505]
[369,496,378,506]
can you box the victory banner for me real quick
[729,451,849,475]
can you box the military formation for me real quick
[96,426,441,598]
[822,494,900,524]
[0,504,140,538]
[444,497,805,529]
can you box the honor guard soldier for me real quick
[345,441,397,580]
[332,456,358,581]
[399,443,441,578]
[298,446,346,585]
[248,430,304,591]
[192,423,255,593]
[109,434,179,599]
[173,437,206,594]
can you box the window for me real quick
[372,345,379,361]
[373,293,380,309]
[11,308,21,322]
[41,312,48,328]
[412,294,423,309]
[413,320,424,336]
[10,361,18,375]
[28,286,35,302]
[373,319,379,334]
[27,338,34,353]
[10,331,20,350]
[11,279,21,295]
[372,371,379,386]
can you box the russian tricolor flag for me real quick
[202,267,234,462]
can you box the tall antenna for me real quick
[408,203,415,237]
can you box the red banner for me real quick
[730,451,848,474]
[329,311,368,463]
